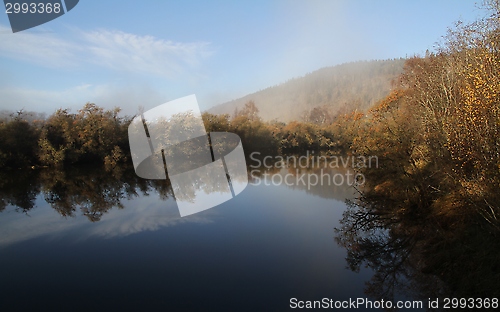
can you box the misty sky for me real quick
[0,0,483,116]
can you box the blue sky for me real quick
[0,0,484,116]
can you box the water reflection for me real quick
[0,164,357,247]
[0,169,40,213]
[1,164,358,220]
[0,166,172,221]
[335,196,500,305]
[0,167,222,247]
[0,163,369,312]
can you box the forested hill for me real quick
[209,59,406,122]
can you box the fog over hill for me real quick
[209,59,406,122]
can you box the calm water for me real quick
[0,166,421,311]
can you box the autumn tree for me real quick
[38,104,130,167]
[236,100,260,121]
[353,0,500,233]
[303,105,333,125]
[0,111,40,168]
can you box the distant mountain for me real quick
[209,59,406,122]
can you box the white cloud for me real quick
[0,24,213,78]
[0,25,214,113]
[81,29,213,78]
[0,25,78,67]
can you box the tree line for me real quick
[0,104,130,169]
[0,99,365,169]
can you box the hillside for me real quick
[209,59,406,122]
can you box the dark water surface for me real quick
[0,166,421,311]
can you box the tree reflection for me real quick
[335,196,500,307]
[0,165,175,222]
[0,170,40,213]
[41,168,130,221]
[0,154,246,221]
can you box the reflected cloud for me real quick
[0,192,217,247]
[77,194,216,239]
